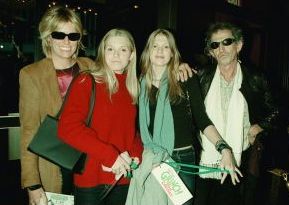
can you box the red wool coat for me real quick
[58,73,143,187]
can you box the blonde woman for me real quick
[58,28,143,205]
[19,5,94,205]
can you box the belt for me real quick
[173,145,193,151]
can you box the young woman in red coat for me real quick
[58,28,143,205]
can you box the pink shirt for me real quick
[56,64,80,98]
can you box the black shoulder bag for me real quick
[28,73,95,173]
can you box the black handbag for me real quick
[28,73,95,173]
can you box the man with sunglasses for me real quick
[19,5,95,205]
[194,22,278,205]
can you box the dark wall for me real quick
[176,0,289,93]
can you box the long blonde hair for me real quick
[92,28,138,104]
[140,29,183,103]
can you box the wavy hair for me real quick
[38,5,84,58]
[204,22,243,55]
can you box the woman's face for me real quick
[49,22,79,62]
[104,36,133,74]
[149,34,172,70]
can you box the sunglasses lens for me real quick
[210,42,220,49]
[51,32,66,40]
[222,38,234,46]
[68,33,81,41]
[51,32,80,41]
[210,38,235,49]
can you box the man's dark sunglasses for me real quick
[210,38,235,50]
[51,31,81,41]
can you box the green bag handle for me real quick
[56,70,95,126]
[164,161,230,175]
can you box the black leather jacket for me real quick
[198,64,279,132]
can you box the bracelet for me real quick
[26,184,42,191]
[215,139,232,154]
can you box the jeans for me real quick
[74,184,129,205]
[171,147,196,205]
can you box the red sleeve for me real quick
[128,132,143,162]
[57,74,118,167]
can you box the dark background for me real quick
[0,0,288,204]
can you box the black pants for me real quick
[60,167,74,194]
[74,184,129,205]
[194,177,241,205]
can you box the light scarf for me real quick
[125,149,173,205]
[139,71,175,155]
[200,63,249,179]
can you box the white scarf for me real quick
[200,63,249,179]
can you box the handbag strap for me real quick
[56,71,96,126]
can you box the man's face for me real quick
[209,29,242,67]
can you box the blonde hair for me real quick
[92,28,138,104]
[38,5,84,58]
[140,29,183,103]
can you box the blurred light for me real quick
[133,5,139,9]
[45,2,98,17]
[0,42,13,51]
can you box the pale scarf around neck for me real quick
[200,63,248,179]
[139,71,175,155]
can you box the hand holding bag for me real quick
[28,73,95,173]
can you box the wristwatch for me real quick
[215,139,232,154]
[26,184,42,191]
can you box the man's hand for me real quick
[219,149,243,185]
[248,124,263,144]
[177,63,195,82]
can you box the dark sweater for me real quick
[149,75,212,148]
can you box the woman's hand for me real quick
[28,188,47,205]
[219,149,243,185]
[102,151,132,179]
